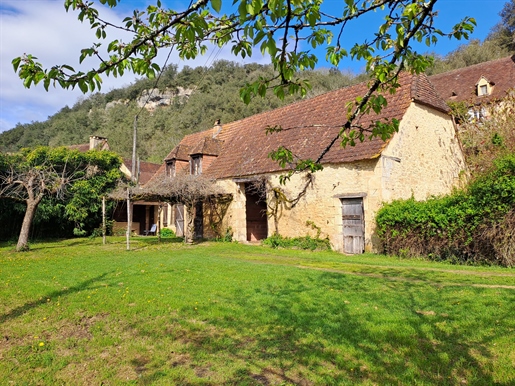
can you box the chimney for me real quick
[89,135,108,150]
[213,119,222,138]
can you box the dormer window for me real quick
[166,160,176,178]
[476,76,493,97]
[190,155,202,175]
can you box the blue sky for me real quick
[0,0,508,134]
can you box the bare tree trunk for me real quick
[16,199,40,251]
[185,204,195,244]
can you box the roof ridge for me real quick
[172,73,441,147]
[428,55,515,78]
[207,78,382,131]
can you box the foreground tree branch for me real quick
[13,0,475,100]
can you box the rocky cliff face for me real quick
[105,99,129,110]
[136,87,193,110]
[104,87,194,111]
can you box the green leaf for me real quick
[23,76,33,88]
[12,57,21,72]
[43,76,51,91]
[78,79,88,93]
[211,0,222,13]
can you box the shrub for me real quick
[376,154,515,266]
[159,228,176,238]
[89,220,115,238]
[73,226,87,237]
[263,234,331,251]
[214,227,233,242]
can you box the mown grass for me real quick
[1,237,514,385]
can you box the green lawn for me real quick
[1,238,514,385]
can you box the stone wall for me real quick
[379,102,467,202]
[264,161,381,252]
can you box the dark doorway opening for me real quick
[245,183,268,241]
[194,202,203,239]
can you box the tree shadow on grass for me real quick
[0,271,113,324]
[139,270,514,385]
[228,272,513,385]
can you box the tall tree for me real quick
[0,147,121,251]
[487,0,515,51]
[12,0,475,163]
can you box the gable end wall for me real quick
[379,102,466,203]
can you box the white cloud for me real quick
[0,1,136,131]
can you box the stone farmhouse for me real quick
[429,55,515,119]
[149,72,467,253]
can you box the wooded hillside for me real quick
[1,36,512,163]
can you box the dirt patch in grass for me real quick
[250,373,271,385]
[56,361,101,385]
[57,321,93,340]
[261,367,313,386]
[194,365,217,379]
[169,351,191,367]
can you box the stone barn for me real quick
[156,72,467,253]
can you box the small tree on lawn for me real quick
[0,146,122,251]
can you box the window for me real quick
[479,84,488,96]
[166,161,175,177]
[190,155,202,175]
[468,107,486,121]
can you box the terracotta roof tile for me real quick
[411,73,450,113]
[123,159,161,185]
[164,144,192,161]
[145,163,167,186]
[169,73,446,179]
[189,137,223,156]
[68,144,91,152]
[429,55,515,104]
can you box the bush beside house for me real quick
[376,154,515,266]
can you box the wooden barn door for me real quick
[341,198,364,254]
[175,204,185,237]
